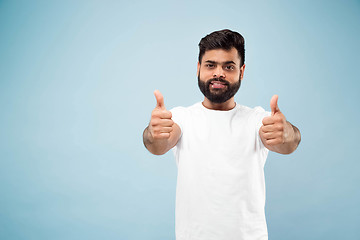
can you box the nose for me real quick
[213,66,225,78]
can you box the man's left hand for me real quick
[259,95,301,154]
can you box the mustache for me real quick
[206,78,230,86]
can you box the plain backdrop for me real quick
[1,0,359,239]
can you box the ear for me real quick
[197,62,200,77]
[240,64,246,81]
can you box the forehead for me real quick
[201,48,241,65]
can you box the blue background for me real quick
[1,0,359,239]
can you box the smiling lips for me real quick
[210,80,227,89]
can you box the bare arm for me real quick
[259,95,301,154]
[143,90,181,155]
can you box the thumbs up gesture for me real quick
[260,95,290,147]
[148,90,174,139]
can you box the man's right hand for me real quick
[148,90,174,140]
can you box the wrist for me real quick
[143,126,154,145]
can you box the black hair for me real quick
[198,29,245,66]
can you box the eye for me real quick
[205,64,215,68]
[225,65,235,70]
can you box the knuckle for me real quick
[262,117,269,124]
[259,126,264,133]
[153,134,162,140]
[150,119,159,126]
[151,110,160,118]
[152,127,159,133]
[263,126,270,133]
[160,110,171,119]
[153,131,169,139]
[159,133,170,139]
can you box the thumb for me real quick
[270,94,280,116]
[154,90,165,109]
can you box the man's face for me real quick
[197,47,245,103]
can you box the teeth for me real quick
[212,83,225,88]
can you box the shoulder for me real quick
[170,102,202,132]
[234,105,270,128]
[252,106,268,116]
[170,102,202,115]
[235,104,268,116]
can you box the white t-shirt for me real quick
[171,102,271,240]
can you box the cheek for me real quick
[227,72,241,82]
[199,69,212,79]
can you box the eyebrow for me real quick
[204,60,236,65]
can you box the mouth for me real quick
[210,80,228,89]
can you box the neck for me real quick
[202,97,236,111]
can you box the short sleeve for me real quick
[170,106,187,135]
[253,106,271,133]
[253,106,271,153]
[170,106,187,159]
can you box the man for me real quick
[143,29,301,240]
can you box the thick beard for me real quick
[198,74,241,104]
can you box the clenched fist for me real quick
[148,90,174,140]
[260,95,295,148]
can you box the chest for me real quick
[180,113,257,155]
